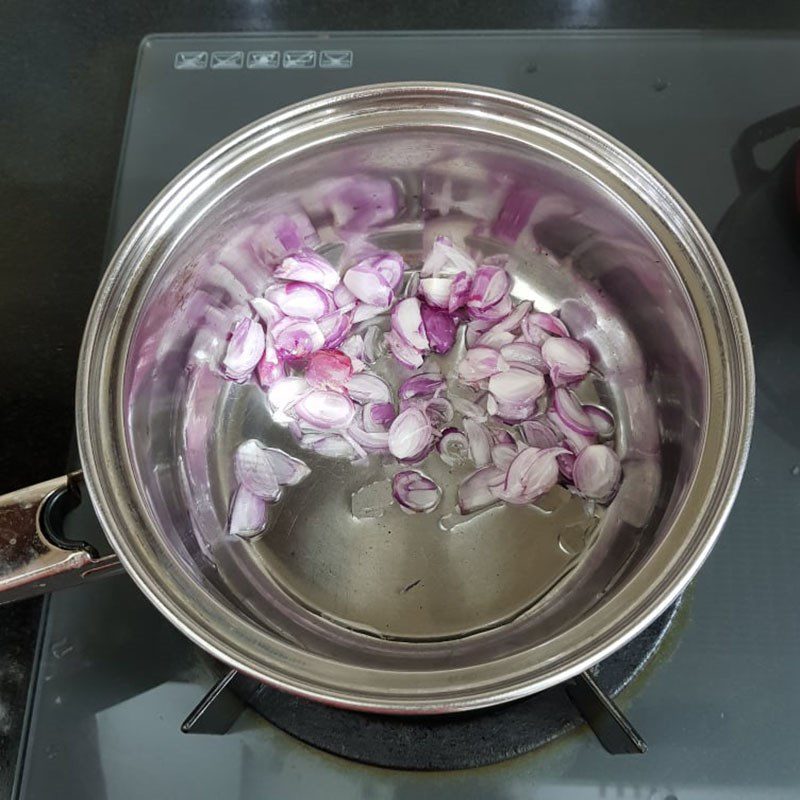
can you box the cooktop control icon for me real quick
[283,50,316,69]
[320,50,354,69]
[210,51,244,70]
[247,51,280,69]
[174,51,208,70]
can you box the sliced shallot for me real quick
[523,311,570,343]
[491,443,519,471]
[343,264,394,308]
[466,264,511,316]
[420,303,456,354]
[421,236,476,278]
[487,396,537,423]
[363,401,396,431]
[438,427,470,466]
[458,347,509,383]
[469,292,514,322]
[233,440,282,501]
[493,429,516,446]
[419,277,453,308]
[271,318,324,358]
[520,419,560,449]
[306,349,353,390]
[274,249,340,291]
[362,326,385,363]
[352,303,386,324]
[261,447,311,486]
[458,466,504,513]
[483,300,532,337]
[398,372,445,401]
[552,387,596,436]
[488,368,545,406]
[355,251,406,290]
[422,397,454,427]
[346,372,392,404]
[225,229,625,523]
[388,407,433,461]
[542,337,590,385]
[300,432,359,460]
[267,376,309,419]
[464,417,492,467]
[317,309,352,349]
[339,334,364,362]
[265,282,334,320]
[294,390,356,430]
[451,395,488,421]
[347,425,390,452]
[391,297,429,351]
[222,317,265,381]
[228,486,268,538]
[500,341,546,370]
[546,409,596,453]
[250,297,283,329]
[448,271,472,313]
[475,328,516,349]
[557,451,576,481]
[583,404,616,438]
[465,318,495,348]
[392,470,442,513]
[572,444,621,500]
[404,271,420,299]
[385,331,424,369]
[333,283,356,307]
[255,341,284,388]
[492,446,568,505]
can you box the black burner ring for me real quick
[239,600,681,770]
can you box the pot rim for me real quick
[76,82,754,713]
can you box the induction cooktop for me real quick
[13,31,800,800]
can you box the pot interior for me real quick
[74,82,754,711]
[122,118,707,673]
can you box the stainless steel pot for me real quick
[0,83,754,713]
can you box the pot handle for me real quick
[731,105,800,193]
[0,472,122,604]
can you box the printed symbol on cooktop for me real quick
[210,51,244,70]
[319,50,353,69]
[247,51,280,69]
[174,51,208,70]
[283,50,316,69]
